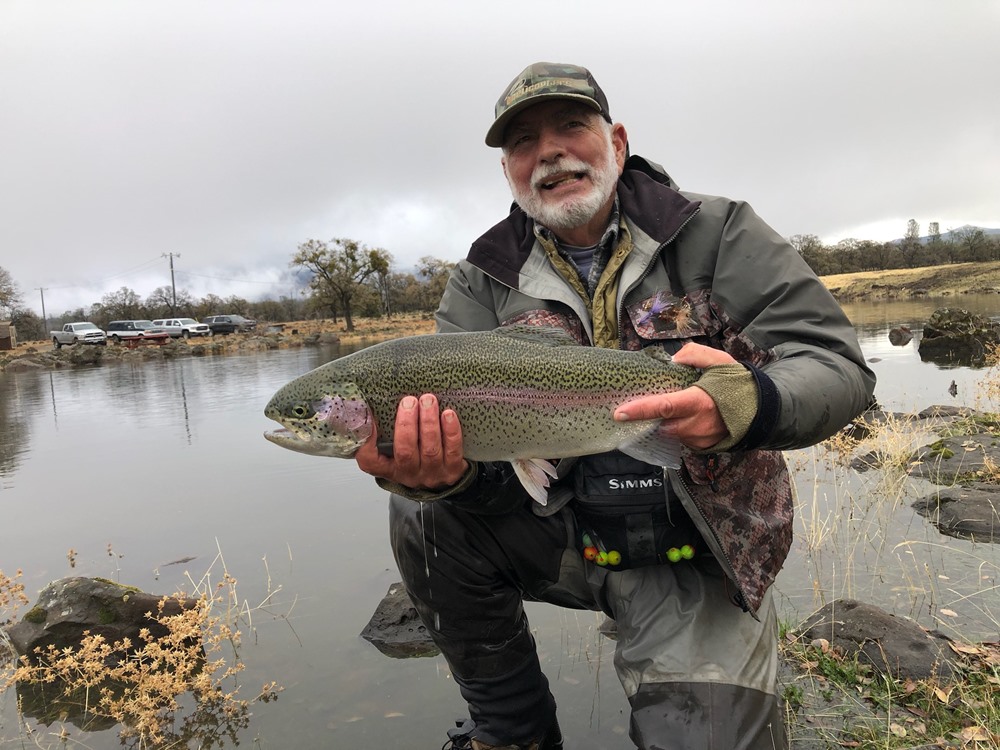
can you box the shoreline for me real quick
[5,260,1000,371]
[1,313,437,371]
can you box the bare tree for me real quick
[0,265,22,318]
[146,286,194,318]
[291,238,393,332]
[417,256,456,311]
[100,287,144,320]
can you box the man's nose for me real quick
[537,127,565,161]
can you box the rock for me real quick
[4,577,199,663]
[916,404,975,419]
[917,307,1000,366]
[797,599,958,681]
[887,325,912,346]
[907,432,1000,485]
[64,345,106,366]
[360,582,439,658]
[3,357,47,372]
[913,484,1000,542]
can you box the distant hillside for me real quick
[820,260,1000,301]
[889,225,1000,245]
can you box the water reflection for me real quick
[0,371,44,481]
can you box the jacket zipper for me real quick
[612,209,756,617]
[671,464,757,618]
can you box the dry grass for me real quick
[0,547,284,748]
[820,261,1000,301]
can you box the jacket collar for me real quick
[468,155,700,288]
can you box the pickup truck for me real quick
[51,322,107,348]
[151,317,212,338]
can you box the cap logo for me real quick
[504,78,586,108]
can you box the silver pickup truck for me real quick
[51,322,107,348]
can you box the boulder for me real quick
[887,325,912,346]
[913,484,1000,542]
[907,432,1000,485]
[4,577,199,663]
[917,307,1000,366]
[798,599,958,680]
[360,582,439,658]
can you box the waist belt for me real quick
[570,451,704,571]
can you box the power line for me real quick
[174,270,290,286]
[35,257,166,291]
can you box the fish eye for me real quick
[290,403,312,419]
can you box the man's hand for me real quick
[355,393,469,490]
[613,342,735,451]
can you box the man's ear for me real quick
[501,155,509,180]
[612,123,628,171]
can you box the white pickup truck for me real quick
[51,322,107,348]
[151,317,212,338]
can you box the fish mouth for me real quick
[262,428,359,458]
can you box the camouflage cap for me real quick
[485,62,612,148]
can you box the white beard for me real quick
[508,134,619,232]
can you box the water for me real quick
[1,297,999,748]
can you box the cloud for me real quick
[2,0,997,315]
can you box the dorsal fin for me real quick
[641,346,675,364]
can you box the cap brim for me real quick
[485,93,603,148]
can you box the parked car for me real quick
[105,320,171,343]
[202,314,257,335]
[51,322,107,348]
[151,317,212,338]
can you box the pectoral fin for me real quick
[618,422,683,469]
[512,458,559,506]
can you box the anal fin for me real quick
[511,458,558,506]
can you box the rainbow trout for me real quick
[263,326,700,504]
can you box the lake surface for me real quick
[2,296,999,749]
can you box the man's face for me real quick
[500,101,627,240]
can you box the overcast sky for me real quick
[2,0,998,317]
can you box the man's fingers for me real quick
[391,395,421,468]
[672,341,736,367]
[418,394,444,460]
[440,409,467,474]
[614,394,675,422]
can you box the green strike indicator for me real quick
[595,551,609,566]
[666,547,682,563]
[606,550,622,566]
[680,544,695,560]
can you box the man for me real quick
[356,62,875,750]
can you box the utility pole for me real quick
[162,253,180,312]
[36,287,48,332]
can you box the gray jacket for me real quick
[434,155,876,616]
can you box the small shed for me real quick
[0,321,15,351]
